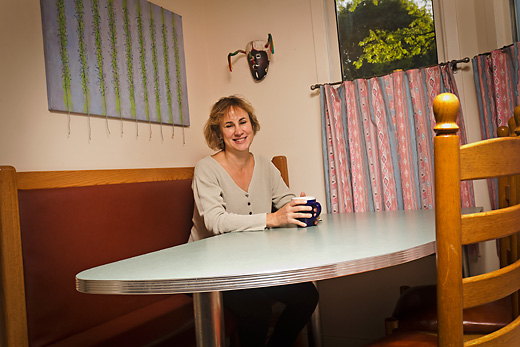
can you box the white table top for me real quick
[77,209,469,295]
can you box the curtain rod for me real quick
[310,57,470,90]
[474,42,515,57]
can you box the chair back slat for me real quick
[461,205,520,244]
[463,260,520,308]
[459,138,520,181]
[467,316,520,346]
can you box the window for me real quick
[336,0,438,80]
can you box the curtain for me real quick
[473,43,520,210]
[320,64,475,214]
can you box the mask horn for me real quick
[228,50,246,72]
[265,33,274,54]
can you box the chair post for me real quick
[514,106,520,136]
[497,127,512,268]
[0,166,29,347]
[272,156,290,187]
[508,112,520,318]
[433,93,464,347]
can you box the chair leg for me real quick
[385,317,399,336]
[306,307,322,346]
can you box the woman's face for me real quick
[219,106,254,153]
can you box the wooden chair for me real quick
[368,92,520,346]
[383,124,518,338]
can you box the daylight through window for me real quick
[336,0,438,80]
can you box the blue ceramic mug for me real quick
[292,196,322,227]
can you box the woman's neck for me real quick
[215,150,252,170]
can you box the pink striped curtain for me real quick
[321,65,475,213]
[473,43,520,210]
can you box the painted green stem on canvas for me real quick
[149,3,161,123]
[108,0,121,117]
[172,14,183,126]
[91,0,107,115]
[123,0,136,118]
[75,0,89,114]
[137,1,149,121]
[57,0,73,111]
[161,9,173,124]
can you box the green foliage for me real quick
[136,1,149,120]
[57,0,72,111]
[75,0,89,113]
[337,0,437,80]
[172,15,183,126]
[149,3,161,123]
[108,0,121,117]
[161,9,173,124]
[122,0,136,118]
[92,0,107,115]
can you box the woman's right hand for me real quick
[266,196,313,228]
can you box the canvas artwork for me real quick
[40,0,189,126]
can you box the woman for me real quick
[190,95,319,346]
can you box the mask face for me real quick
[248,49,269,81]
[228,34,274,82]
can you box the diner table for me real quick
[76,208,480,346]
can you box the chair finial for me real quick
[497,126,510,137]
[433,93,460,135]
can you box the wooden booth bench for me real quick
[0,157,290,347]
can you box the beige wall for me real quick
[0,1,208,171]
[0,0,331,209]
[0,0,514,345]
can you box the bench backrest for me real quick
[0,167,194,347]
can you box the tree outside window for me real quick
[336,0,438,80]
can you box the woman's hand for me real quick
[266,192,313,228]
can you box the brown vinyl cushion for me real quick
[392,285,513,334]
[18,180,195,346]
[49,295,195,347]
[365,331,437,346]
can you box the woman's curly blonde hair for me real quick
[204,95,261,151]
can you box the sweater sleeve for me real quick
[192,159,267,237]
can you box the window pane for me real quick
[336,0,438,80]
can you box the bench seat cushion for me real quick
[49,295,195,347]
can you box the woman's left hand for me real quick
[299,192,319,226]
[266,194,312,228]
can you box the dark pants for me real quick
[223,282,319,347]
